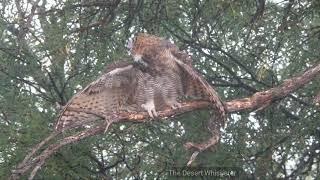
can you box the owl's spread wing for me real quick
[172,54,226,124]
[54,61,136,131]
[83,63,134,94]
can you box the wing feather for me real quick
[54,61,136,131]
[171,53,226,124]
[83,63,134,94]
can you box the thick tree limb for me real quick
[10,62,320,179]
[225,63,320,112]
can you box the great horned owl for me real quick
[129,33,227,154]
[126,34,186,118]
[129,33,226,124]
[54,54,184,131]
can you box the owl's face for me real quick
[127,33,164,67]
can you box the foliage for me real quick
[0,0,320,179]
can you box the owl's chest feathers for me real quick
[149,51,181,74]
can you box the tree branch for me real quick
[225,63,320,112]
[10,62,320,179]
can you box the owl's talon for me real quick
[146,109,154,118]
[141,101,158,118]
[151,109,158,117]
[144,106,158,118]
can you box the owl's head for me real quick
[127,33,175,66]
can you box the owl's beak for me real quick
[136,57,148,68]
[133,54,142,62]
[132,55,148,68]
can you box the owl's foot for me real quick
[141,101,158,118]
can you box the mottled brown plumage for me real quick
[130,33,225,121]
[55,61,138,131]
[128,34,187,117]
